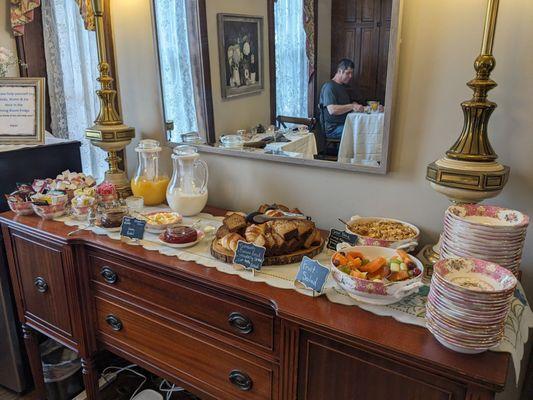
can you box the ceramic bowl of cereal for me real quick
[346,216,420,251]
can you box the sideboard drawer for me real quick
[95,296,277,400]
[88,252,276,352]
[11,233,73,337]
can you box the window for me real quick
[41,0,107,180]
[274,0,309,118]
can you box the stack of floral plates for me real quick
[426,258,517,354]
[441,204,529,276]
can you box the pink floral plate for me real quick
[443,218,527,240]
[439,243,523,264]
[426,299,509,329]
[434,258,517,294]
[441,228,526,251]
[445,204,529,229]
[425,313,504,343]
[429,284,513,312]
[426,324,497,354]
[431,272,515,301]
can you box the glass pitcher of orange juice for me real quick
[131,140,169,206]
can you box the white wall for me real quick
[206,0,271,136]
[111,0,533,300]
[0,1,19,77]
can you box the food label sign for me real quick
[295,256,330,294]
[120,217,146,240]
[327,229,358,251]
[233,240,266,271]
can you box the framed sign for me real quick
[0,77,45,145]
[217,14,264,99]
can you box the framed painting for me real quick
[0,77,45,144]
[217,14,264,99]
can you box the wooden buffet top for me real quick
[0,207,511,392]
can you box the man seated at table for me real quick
[319,59,364,139]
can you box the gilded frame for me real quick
[0,77,45,145]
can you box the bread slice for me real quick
[223,213,247,233]
[216,225,230,239]
[296,220,314,238]
[272,220,298,241]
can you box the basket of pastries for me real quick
[211,204,324,266]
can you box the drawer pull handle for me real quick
[228,312,253,334]
[105,315,123,331]
[100,267,118,284]
[229,370,252,391]
[33,277,48,293]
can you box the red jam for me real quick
[161,226,198,244]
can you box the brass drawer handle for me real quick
[33,277,48,293]
[100,267,118,284]
[105,315,123,331]
[229,370,253,391]
[228,312,253,334]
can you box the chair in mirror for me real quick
[152,0,401,174]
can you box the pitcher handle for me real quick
[194,159,209,193]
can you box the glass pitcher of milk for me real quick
[166,146,208,216]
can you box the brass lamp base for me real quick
[87,123,135,199]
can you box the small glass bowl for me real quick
[32,202,68,220]
[125,196,144,213]
[8,199,34,216]
[220,135,244,148]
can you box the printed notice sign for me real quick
[0,86,36,136]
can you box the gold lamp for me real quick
[85,0,135,197]
[424,0,510,265]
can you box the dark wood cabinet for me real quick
[332,0,392,104]
[298,330,466,400]
[0,211,515,400]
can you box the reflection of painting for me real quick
[217,14,263,99]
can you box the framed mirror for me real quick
[152,0,402,174]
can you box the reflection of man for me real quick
[319,59,364,139]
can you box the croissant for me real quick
[245,224,266,242]
[220,233,244,252]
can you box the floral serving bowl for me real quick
[330,245,424,305]
[345,216,420,251]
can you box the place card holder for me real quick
[232,241,266,276]
[326,228,358,252]
[120,217,146,244]
[294,256,331,297]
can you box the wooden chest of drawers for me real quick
[0,211,519,400]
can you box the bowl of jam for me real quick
[159,226,204,248]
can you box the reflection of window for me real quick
[154,0,198,143]
[274,0,309,118]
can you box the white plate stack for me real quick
[427,257,517,354]
[441,204,529,276]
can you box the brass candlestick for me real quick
[423,0,510,267]
[85,0,135,197]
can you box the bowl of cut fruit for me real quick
[330,245,424,305]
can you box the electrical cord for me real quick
[158,379,185,400]
[101,364,147,400]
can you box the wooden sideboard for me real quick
[0,208,514,400]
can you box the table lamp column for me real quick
[85,0,135,197]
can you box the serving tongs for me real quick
[247,211,311,224]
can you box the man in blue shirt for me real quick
[319,59,364,139]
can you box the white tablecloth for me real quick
[248,132,317,159]
[338,113,384,165]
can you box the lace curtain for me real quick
[275,0,309,118]
[41,0,108,181]
[154,0,198,143]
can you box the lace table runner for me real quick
[56,210,533,382]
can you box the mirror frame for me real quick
[154,0,404,175]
